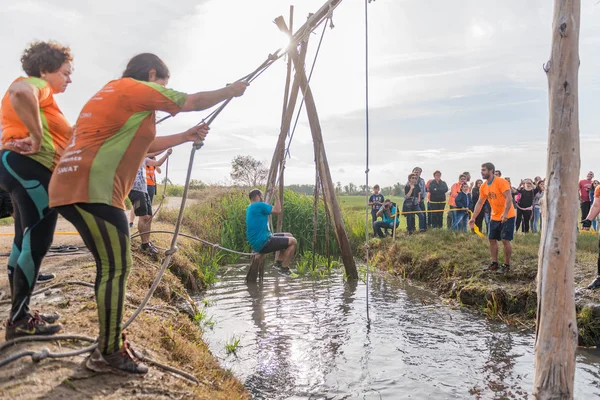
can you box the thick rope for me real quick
[130,230,255,257]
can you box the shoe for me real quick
[5,314,62,340]
[37,272,56,283]
[272,263,282,270]
[587,276,600,290]
[33,311,61,324]
[129,222,133,228]
[140,243,159,255]
[498,264,511,274]
[85,334,148,375]
[483,262,499,272]
[148,242,160,253]
[278,266,292,276]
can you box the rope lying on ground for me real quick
[130,230,255,257]
[0,334,199,384]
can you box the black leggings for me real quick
[516,208,532,233]
[0,150,57,323]
[55,203,131,354]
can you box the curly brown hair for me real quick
[21,41,73,77]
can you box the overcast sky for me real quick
[1,0,599,187]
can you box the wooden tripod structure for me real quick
[246,2,358,282]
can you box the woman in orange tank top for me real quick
[0,41,73,340]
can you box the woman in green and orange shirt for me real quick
[0,41,73,340]
[49,53,247,374]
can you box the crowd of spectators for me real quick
[368,166,550,237]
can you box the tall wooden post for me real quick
[264,41,307,205]
[277,18,358,280]
[533,1,580,398]
[276,5,294,234]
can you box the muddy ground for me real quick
[0,217,248,400]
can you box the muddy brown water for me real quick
[198,267,600,399]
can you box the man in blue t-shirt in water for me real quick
[246,189,298,275]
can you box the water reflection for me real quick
[199,268,600,399]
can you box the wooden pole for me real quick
[533,1,580,398]
[312,169,320,270]
[276,5,294,234]
[264,43,308,204]
[320,178,332,268]
[278,19,358,280]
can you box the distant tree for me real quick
[189,179,205,190]
[230,155,268,187]
[344,182,357,195]
[392,182,403,196]
[336,181,342,195]
[381,186,394,196]
[286,184,315,195]
[359,184,371,196]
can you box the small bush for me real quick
[166,186,185,197]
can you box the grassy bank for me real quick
[369,230,600,345]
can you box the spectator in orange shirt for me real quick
[469,162,517,274]
[447,174,467,229]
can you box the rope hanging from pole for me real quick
[364,0,372,327]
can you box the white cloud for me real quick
[1,0,599,187]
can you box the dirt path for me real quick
[162,196,200,210]
[0,218,247,399]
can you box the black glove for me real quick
[582,219,592,229]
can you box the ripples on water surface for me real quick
[199,267,600,399]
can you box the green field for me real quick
[337,195,405,211]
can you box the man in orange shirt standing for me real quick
[469,162,517,274]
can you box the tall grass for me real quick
[157,189,346,283]
[217,190,340,260]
